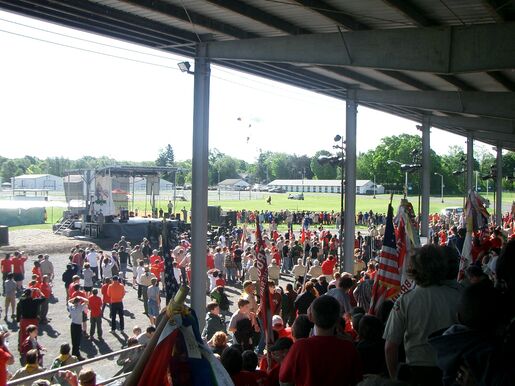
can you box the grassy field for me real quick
[7,190,514,231]
[207,193,462,214]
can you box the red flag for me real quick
[369,203,401,315]
[255,218,274,347]
[137,329,178,386]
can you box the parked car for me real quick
[268,187,285,193]
[288,193,304,200]
[440,206,463,217]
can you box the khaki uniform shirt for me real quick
[383,281,462,366]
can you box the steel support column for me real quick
[344,90,357,273]
[191,44,210,328]
[420,116,431,238]
[496,145,503,226]
[467,135,474,192]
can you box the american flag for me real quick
[369,203,401,315]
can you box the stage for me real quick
[86,217,185,241]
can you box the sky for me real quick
[0,9,473,164]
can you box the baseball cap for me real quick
[272,315,284,326]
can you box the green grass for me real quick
[8,190,513,231]
[208,193,463,214]
[9,223,54,231]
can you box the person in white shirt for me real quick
[85,249,99,281]
[102,258,115,279]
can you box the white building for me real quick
[13,174,64,191]
[218,179,250,191]
[131,177,174,192]
[267,179,385,195]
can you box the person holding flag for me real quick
[254,217,275,360]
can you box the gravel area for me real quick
[0,229,101,256]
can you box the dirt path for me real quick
[0,229,101,255]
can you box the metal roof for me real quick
[2,0,514,149]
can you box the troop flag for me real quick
[129,287,234,386]
[395,199,419,294]
[369,202,401,315]
[458,190,489,281]
[255,217,274,349]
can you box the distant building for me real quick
[218,179,250,191]
[12,174,63,191]
[267,179,385,195]
[131,177,174,192]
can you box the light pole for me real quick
[373,174,376,199]
[318,134,345,273]
[434,172,444,203]
[217,169,220,201]
[387,160,408,198]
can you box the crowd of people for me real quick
[0,207,513,385]
[202,222,515,386]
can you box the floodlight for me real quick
[317,155,331,165]
[178,61,193,74]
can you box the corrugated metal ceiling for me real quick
[0,0,513,149]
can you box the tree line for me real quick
[1,135,514,195]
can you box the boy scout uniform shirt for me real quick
[383,282,461,367]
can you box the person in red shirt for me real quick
[279,296,363,386]
[72,249,84,272]
[438,229,447,246]
[68,276,81,299]
[107,276,126,332]
[268,281,282,316]
[88,288,103,341]
[28,280,43,299]
[0,331,13,386]
[150,260,163,284]
[272,315,292,340]
[206,248,215,270]
[321,255,336,277]
[1,254,13,295]
[32,261,43,284]
[366,262,377,281]
[101,278,112,318]
[12,251,28,291]
[39,275,52,324]
[215,274,226,288]
[149,250,163,266]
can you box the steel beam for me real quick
[420,116,431,238]
[455,130,515,148]
[352,90,515,120]
[344,90,357,273]
[496,146,503,226]
[467,135,474,192]
[430,115,515,135]
[206,23,515,73]
[191,44,210,328]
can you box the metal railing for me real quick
[7,344,142,386]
